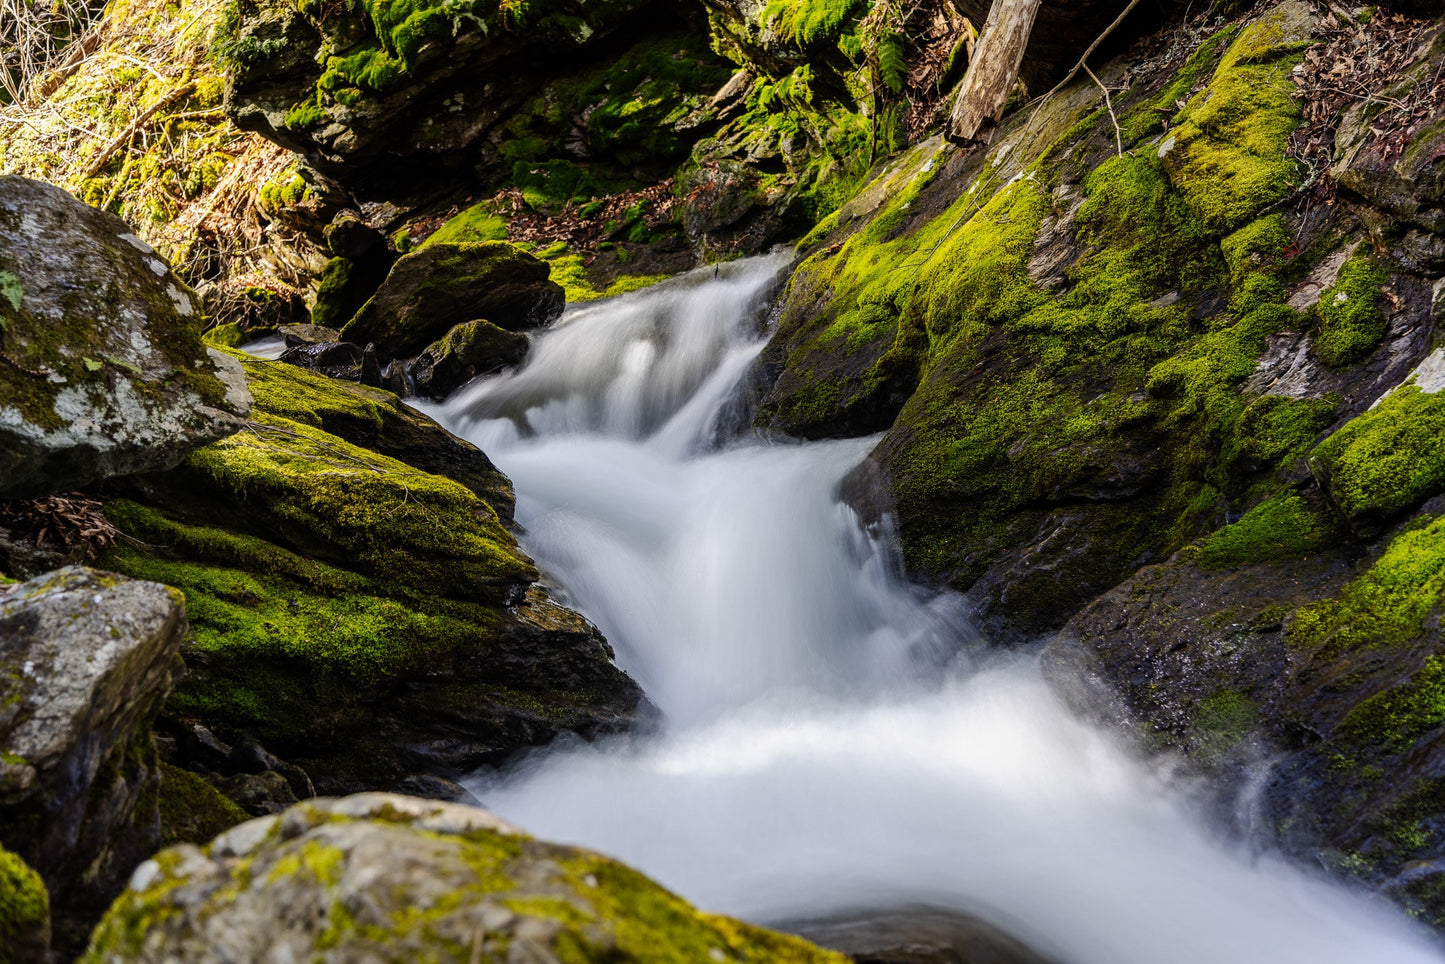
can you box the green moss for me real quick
[543,251,669,303]
[1291,513,1445,655]
[1119,24,1240,144]
[97,355,545,741]
[1312,250,1389,367]
[258,166,311,209]
[157,762,249,847]
[1221,214,1292,286]
[1192,689,1258,761]
[1159,6,1311,232]
[545,852,849,962]
[0,843,47,961]
[1196,492,1336,569]
[1311,385,1445,526]
[1338,656,1445,750]
[202,322,246,348]
[422,204,509,247]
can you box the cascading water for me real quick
[426,255,1445,964]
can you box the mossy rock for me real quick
[0,176,250,497]
[747,4,1341,639]
[156,763,249,848]
[0,843,49,964]
[225,351,517,519]
[84,794,847,963]
[102,361,641,791]
[408,320,530,400]
[340,242,563,362]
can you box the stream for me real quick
[424,255,1445,963]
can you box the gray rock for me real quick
[0,176,251,497]
[0,566,185,953]
[83,794,843,963]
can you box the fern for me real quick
[876,30,906,93]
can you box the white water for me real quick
[427,256,1444,963]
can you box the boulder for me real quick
[340,242,564,362]
[408,319,530,399]
[0,843,49,964]
[83,794,847,963]
[0,567,186,952]
[100,357,641,793]
[0,176,251,497]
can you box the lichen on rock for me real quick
[0,176,251,497]
[0,567,185,953]
[82,793,847,963]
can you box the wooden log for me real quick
[946,0,1045,144]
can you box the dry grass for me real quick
[0,0,312,301]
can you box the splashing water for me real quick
[425,255,1444,963]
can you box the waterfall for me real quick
[424,255,1443,964]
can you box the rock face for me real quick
[83,793,846,963]
[340,241,563,362]
[0,567,185,952]
[101,355,642,793]
[0,176,251,497]
[219,0,726,195]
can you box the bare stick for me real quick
[1083,62,1123,156]
[80,81,195,182]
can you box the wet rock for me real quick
[0,567,185,952]
[278,323,341,347]
[214,770,299,816]
[407,319,530,399]
[340,242,563,362]
[786,906,1057,964]
[0,176,250,497]
[84,794,846,963]
[276,339,364,379]
[392,773,482,806]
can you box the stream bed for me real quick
[425,255,1444,964]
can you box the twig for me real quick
[1032,0,1147,110]
[1083,62,1124,157]
[80,81,196,181]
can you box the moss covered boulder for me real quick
[0,567,186,953]
[0,843,49,964]
[340,242,563,362]
[408,319,531,399]
[102,357,642,793]
[746,1,1445,645]
[0,176,251,497]
[84,793,845,963]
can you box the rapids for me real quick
[425,254,1445,964]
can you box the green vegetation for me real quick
[1339,656,1445,750]
[1311,386,1445,528]
[157,763,249,848]
[0,843,48,960]
[1158,4,1311,232]
[1312,250,1389,367]
[99,356,539,741]
[1196,492,1336,569]
[1291,514,1445,655]
[750,11,1325,625]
